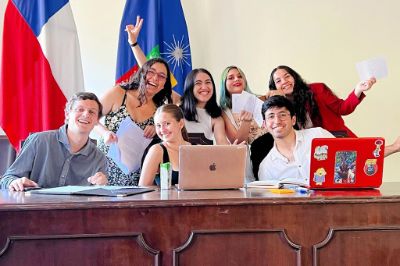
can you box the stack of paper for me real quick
[232,91,264,127]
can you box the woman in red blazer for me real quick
[268,65,376,137]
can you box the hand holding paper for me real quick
[103,130,118,145]
[107,117,152,175]
[239,110,253,122]
[232,91,264,127]
[355,77,376,97]
[356,57,388,81]
[232,91,253,113]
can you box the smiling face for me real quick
[225,68,245,95]
[193,72,213,107]
[66,99,100,135]
[154,111,184,142]
[264,106,296,139]
[272,68,296,96]
[145,62,168,98]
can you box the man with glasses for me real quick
[258,95,400,185]
[0,92,108,191]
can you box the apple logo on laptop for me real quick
[209,163,216,171]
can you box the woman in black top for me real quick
[139,104,191,186]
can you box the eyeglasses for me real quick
[147,69,167,81]
[266,112,291,121]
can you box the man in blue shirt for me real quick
[0,92,108,191]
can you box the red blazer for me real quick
[309,83,365,138]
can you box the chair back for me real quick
[0,135,16,176]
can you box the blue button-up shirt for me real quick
[0,125,107,189]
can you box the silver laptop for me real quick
[178,145,247,190]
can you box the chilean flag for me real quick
[0,0,84,151]
[115,0,192,95]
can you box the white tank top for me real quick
[184,107,214,143]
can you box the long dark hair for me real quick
[120,58,172,107]
[268,65,320,129]
[180,68,222,122]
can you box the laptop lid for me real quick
[178,145,247,190]
[310,137,385,189]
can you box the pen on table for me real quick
[294,186,312,194]
[280,184,311,194]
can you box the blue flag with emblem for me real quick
[115,0,192,95]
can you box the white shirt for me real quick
[184,107,214,143]
[258,127,334,185]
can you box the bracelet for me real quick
[130,42,138,47]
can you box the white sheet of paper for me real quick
[253,97,264,127]
[232,91,249,113]
[356,57,388,81]
[232,91,255,114]
[232,91,265,126]
[107,117,152,175]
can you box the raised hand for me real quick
[355,77,376,97]
[125,15,143,45]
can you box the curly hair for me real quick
[268,65,320,129]
[120,58,172,107]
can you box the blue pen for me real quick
[294,187,311,194]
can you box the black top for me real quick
[250,133,274,180]
[154,143,179,186]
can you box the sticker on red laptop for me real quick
[364,159,378,176]
[373,139,384,157]
[334,151,356,184]
[313,168,327,185]
[314,145,328,161]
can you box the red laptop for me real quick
[309,137,385,189]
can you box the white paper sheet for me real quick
[107,117,152,175]
[232,91,264,127]
[253,98,264,127]
[356,57,388,81]
[232,91,252,113]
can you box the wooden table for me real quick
[1,183,400,266]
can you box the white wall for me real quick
[1,0,400,181]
